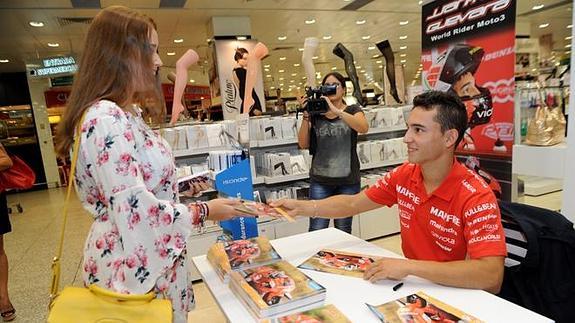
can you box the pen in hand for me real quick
[392,282,404,291]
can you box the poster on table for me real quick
[421,0,516,156]
[209,39,266,121]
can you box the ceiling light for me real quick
[368,46,376,50]
[0,59,9,63]
[400,59,406,63]
[400,53,407,57]
[356,19,366,25]
[264,68,270,72]
[323,35,332,40]
[569,25,573,28]
[361,35,371,40]
[566,44,572,48]
[279,77,284,81]
[376,60,382,64]
[29,21,44,27]
[566,36,573,40]
[293,63,300,67]
[278,35,287,41]
[279,69,285,73]
[360,70,366,73]
[174,38,184,43]
[312,56,318,60]
[298,48,304,51]
[290,80,295,83]
[266,74,271,78]
[291,73,297,76]
[531,68,537,72]
[418,0,423,5]
[372,54,379,58]
[47,43,59,47]
[331,67,337,70]
[236,36,247,40]
[264,64,270,68]
[270,86,275,89]
[400,45,407,50]
[305,19,316,24]
[167,52,176,56]
[279,83,284,86]
[539,23,549,28]
[356,65,362,69]
[279,57,286,61]
[378,65,383,68]
[399,35,408,40]
[399,20,409,26]
[190,79,195,83]
[532,4,544,10]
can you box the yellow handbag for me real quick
[47,113,172,323]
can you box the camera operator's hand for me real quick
[321,96,343,117]
[297,95,308,108]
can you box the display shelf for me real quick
[173,146,227,158]
[364,125,407,135]
[263,172,309,184]
[252,176,265,185]
[360,158,406,171]
[512,143,566,179]
[252,137,298,148]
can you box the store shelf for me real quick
[364,125,407,135]
[173,146,227,158]
[512,143,566,179]
[263,172,309,184]
[252,138,298,148]
[252,176,265,185]
[360,158,406,171]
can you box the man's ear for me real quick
[444,129,459,148]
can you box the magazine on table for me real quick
[206,236,282,281]
[298,249,380,278]
[261,304,351,323]
[366,291,483,323]
[229,260,327,318]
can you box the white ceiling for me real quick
[0,0,573,97]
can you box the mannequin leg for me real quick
[302,37,319,88]
[170,49,199,124]
[242,42,269,114]
[333,43,365,106]
[376,40,402,104]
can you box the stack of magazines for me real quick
[228,260,327,319]
[206,236,281,282]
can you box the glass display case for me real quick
[0,105,38,147]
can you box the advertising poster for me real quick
[210,39,266,120]
[421,0,516,155]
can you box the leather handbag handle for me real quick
[88,284,156,303]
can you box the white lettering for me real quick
[476,14,506,28]
[430,206,461,226]
[396,185,421,205]
[464,203,498,218]
[398,199,415,211]
[222,177,248,185]
[426,0,511,35]
[467,213,498,226]
[468,234,501,244]
[435,240,453,252]
[430,220,458,236]
[399,209,412,221]
[462,180,476,193]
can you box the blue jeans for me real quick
[308,182,361,234]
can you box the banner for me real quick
[421,0,516,155]
[209,40,266,120]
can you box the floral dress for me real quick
[74,100,197,323]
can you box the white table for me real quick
[192,228,552,323]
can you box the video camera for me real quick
[296,84,338,117]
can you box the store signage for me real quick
[33,56,78,77]
[421,0,516,155]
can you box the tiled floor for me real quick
[1,188,562,322]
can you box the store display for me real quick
[525,105,566,146]
[177,170,213,197]
[264,304,351,323]
[376,40,402,104]
[366,291,482,323]
[206,236,282,281]
[170,49,200,125]
[332,43,364,106]
[228,261,326,319]
[298,249,379,278]
[302,37,319,88]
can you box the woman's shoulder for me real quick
[85,100,128,121]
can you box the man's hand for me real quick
[269,199,309,217]
[363,257,410,283]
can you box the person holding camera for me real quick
[297,72,369,234]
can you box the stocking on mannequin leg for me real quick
[170,49,199,125]
[376,40,402,104]
[302,37,319,88]
[242,42,269,115]
[333,43,365,106]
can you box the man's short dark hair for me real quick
[412,90,468,148]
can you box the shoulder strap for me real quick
[49,112,87,304]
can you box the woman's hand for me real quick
[206,198,244,221]
[321,96,343,117]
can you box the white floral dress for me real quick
[74,100,197,323]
